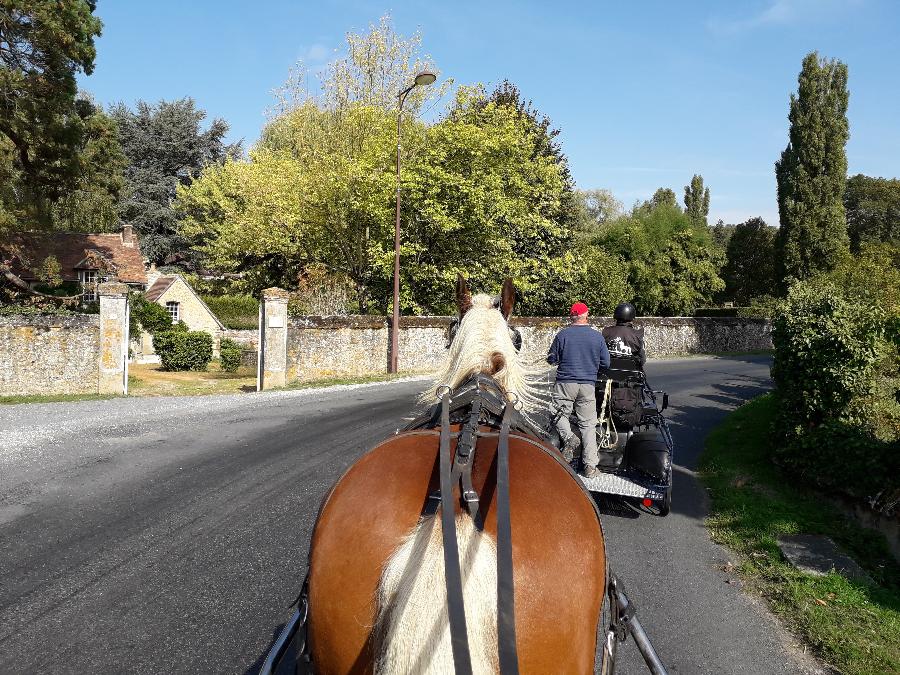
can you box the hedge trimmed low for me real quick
[153,330,213,371]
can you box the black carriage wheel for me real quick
[658,485,672,517]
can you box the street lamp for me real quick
[390,69,436,373]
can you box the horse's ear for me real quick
[456,273,472,317]
[501,278,516,319]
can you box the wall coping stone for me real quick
[262,287,290,301]
[285,314,772,329]
[98,281,130,297]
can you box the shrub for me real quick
[133,295,175,335]
[219,337,242,372]
[771,280,899,502]
[202,294,258,329]
[153,330,213,371]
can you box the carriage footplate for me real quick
[578,470,665,500]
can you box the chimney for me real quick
[121,224,134,247]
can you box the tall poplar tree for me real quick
[775,52,850,286]
[684,174,710,226]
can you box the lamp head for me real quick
[414,70,437,87]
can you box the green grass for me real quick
[279,372,423,391]
[0,392,117,405]
[699,393,900,675]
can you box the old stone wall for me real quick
[0,315,100,395]
[222,329,259,367]
[282,315,772,383]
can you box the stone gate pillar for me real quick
[259,287,289,391]
[98,282,130,395]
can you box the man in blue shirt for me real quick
[547,302,611,478]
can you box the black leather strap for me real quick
[496,403,520,674]
[439,394,473,675]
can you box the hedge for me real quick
[202,294,257,329]
[219,337,242,372]
[771,280,900,506]
[153,329,213,371]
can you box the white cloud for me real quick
[300,43,330,64]
[707,0,862,35]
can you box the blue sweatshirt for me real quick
[547,325,611,384]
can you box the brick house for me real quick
[5,225,147,300]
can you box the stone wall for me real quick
[0,314,101,395]
[222,329,259,367]
[279,314,772,383]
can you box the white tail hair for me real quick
[375,515,498,675]
[420,293,546,416]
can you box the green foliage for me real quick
[648,188,678,210]
[844,174,900,250]
[591,204,724,316]
[701,394,900,675]
[202,294,258,329]
[131,295,174,335]
[153,329,213,371]
[218,337,242,372]
[111,98,240,265]
[830,243,900,315]
[0,1,104,226]
[771,280,899,500]
[721,217,777,305]
[776,52,850,286]
[683,174,710,226]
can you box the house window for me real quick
[166,301,181,323]
[79,270,98,302]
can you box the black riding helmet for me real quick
[614,302,636,323]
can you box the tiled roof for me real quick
[3,231,147,285]
[144,276,176,302]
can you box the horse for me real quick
[305,276,607,674]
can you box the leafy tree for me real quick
[0,0,103,227]
[720,217,777,305]
[844,174,900,249]
[648,188,678,210]
[775,52,850,286]
[111,98,240,265]
[592,205,724,315]
[574,188,623,235]
[683,174,710,226]
[710,219,736,251]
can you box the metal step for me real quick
[578,471,665,500]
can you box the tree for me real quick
[720,217,777,305]
[648,188,678,210]
[574,188,623,235]
[111,98,240,265]
[844,174,900,249]
[684,174,710,226]
[592,204,724,315]
[710,219,736,251]
[775,52,850,286]
[0,1,103,227]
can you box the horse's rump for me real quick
[307,428,607,674]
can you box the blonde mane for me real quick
[420,293,545,415]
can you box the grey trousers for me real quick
[553,381,599,468]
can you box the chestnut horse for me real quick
[306,277,607,674]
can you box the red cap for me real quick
[570,302,589,316]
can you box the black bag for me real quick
[609,382,642,428]
[624,430,670,481]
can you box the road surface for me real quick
[0,356,820,674]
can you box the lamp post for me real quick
[390,69,436,373]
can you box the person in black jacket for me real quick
[602,302,646,369]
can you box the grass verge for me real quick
[0,393,117,405]
[699,393,900,675]
[278,372,425,390]
[128,361,257,396]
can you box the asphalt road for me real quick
[0,356,820,674]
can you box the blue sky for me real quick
[78,0,899,227]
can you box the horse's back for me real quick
[308,429,606,674]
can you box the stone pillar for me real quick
[98,282,130,395]
[259,287,289,391]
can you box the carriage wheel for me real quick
[658,485,672,517]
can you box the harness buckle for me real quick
[462,489,480,503]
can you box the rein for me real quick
[415,375,526,675]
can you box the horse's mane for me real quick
[420,293,546,415]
